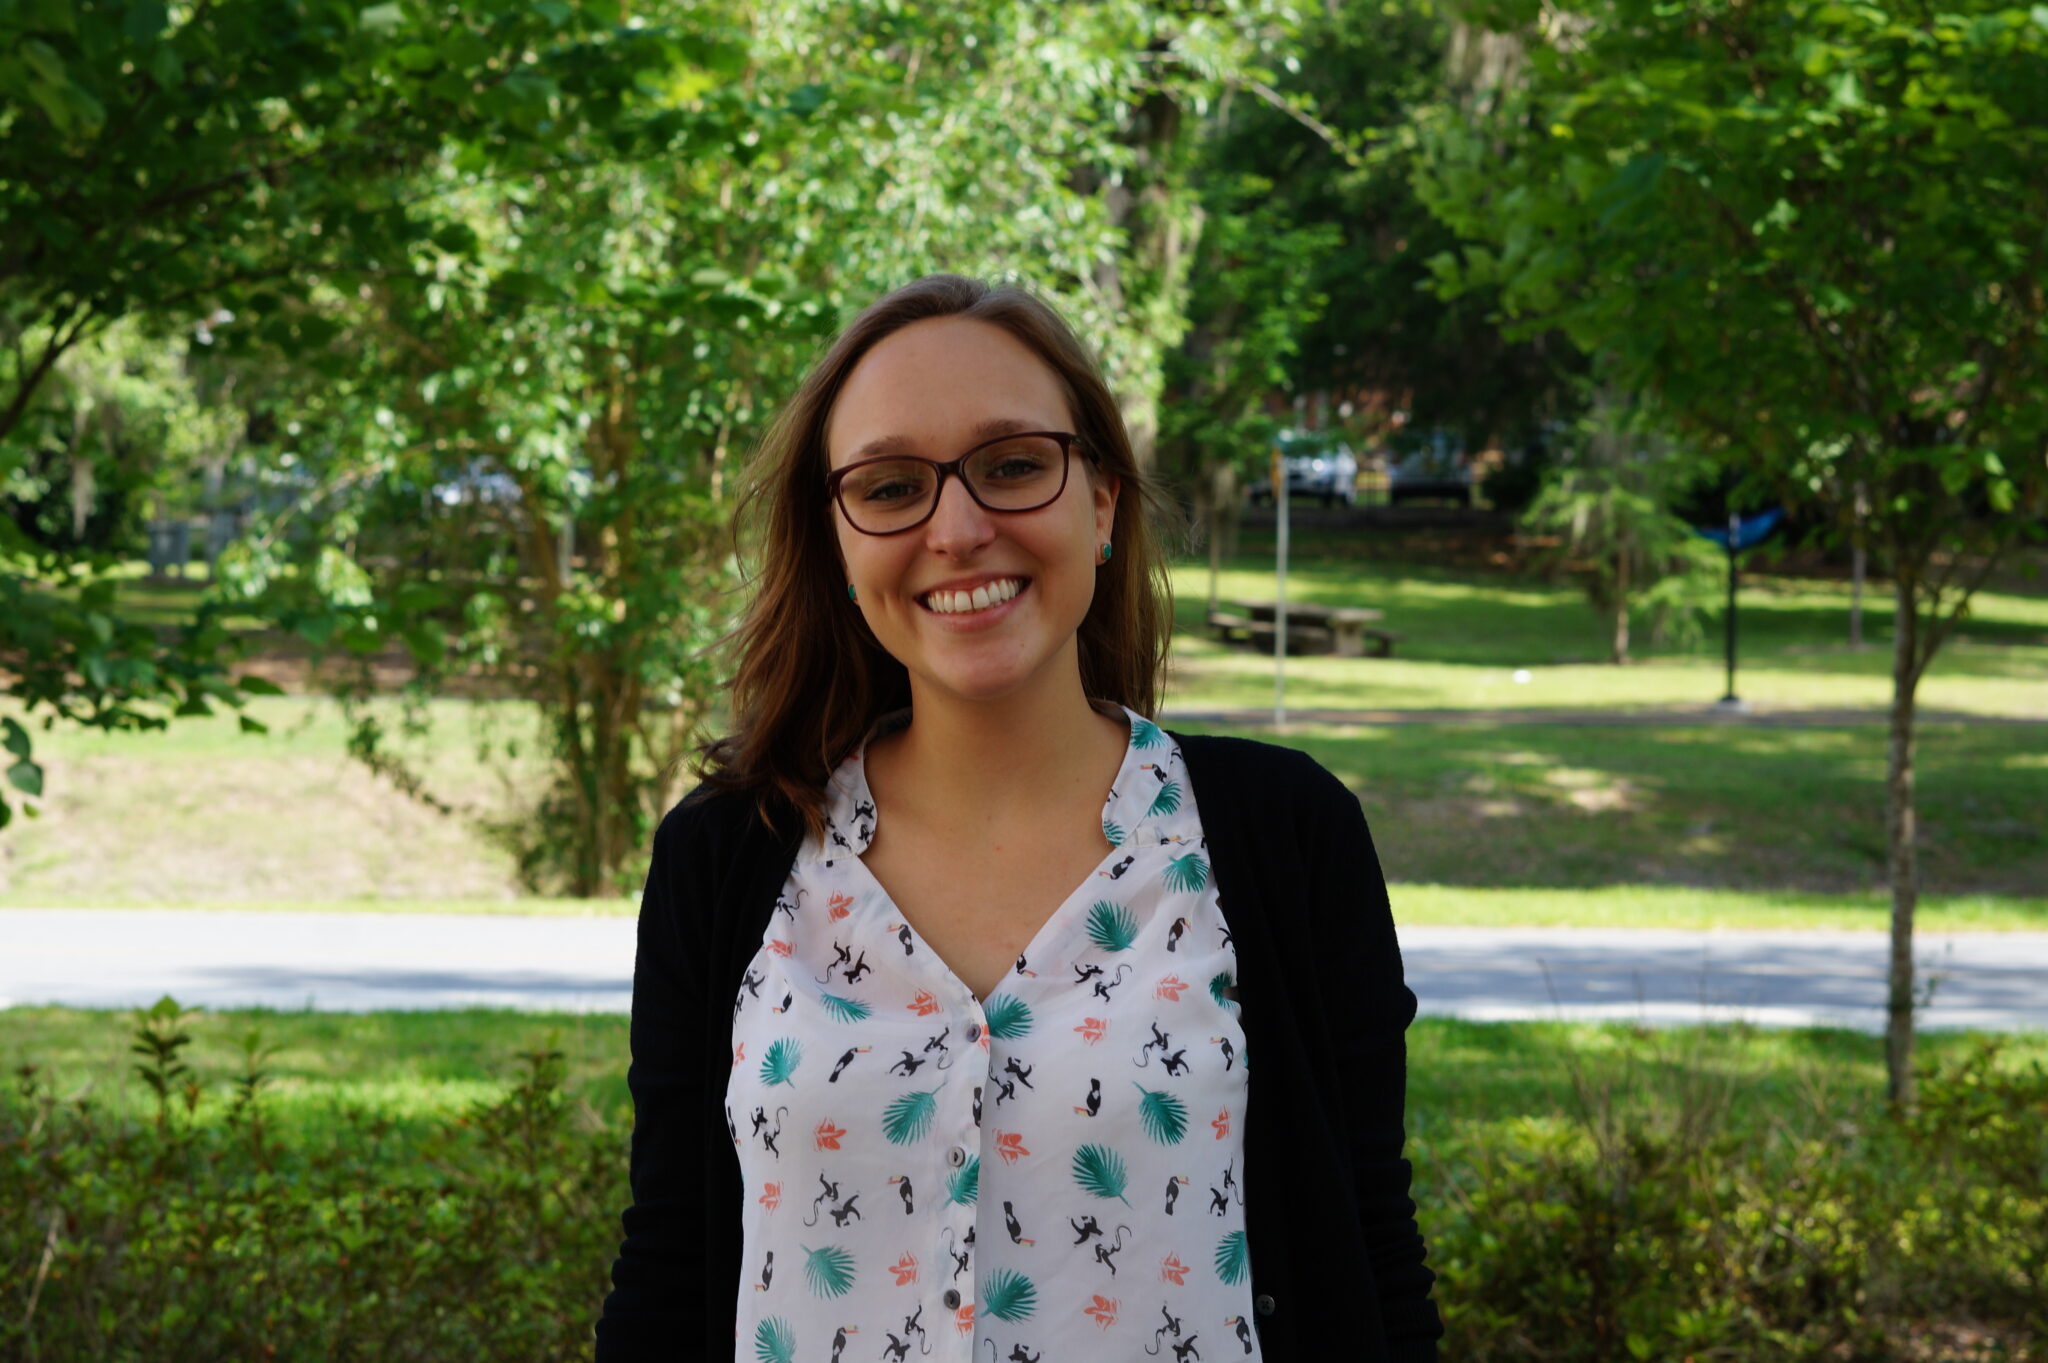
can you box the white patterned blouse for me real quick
[724,703,1259,1363]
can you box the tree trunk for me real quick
[1884,568,1922,1108]
[1611,549,1631,664]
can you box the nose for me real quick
[922,470,995,557]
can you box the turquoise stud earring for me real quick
[1100,542,1113,564]
[847,583,858,602]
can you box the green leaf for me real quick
[983,992,1033,1039]
[238,715,268,735]
[1147,779,1183,818]
[1214,1229,1250,1285]
[981,1266,1038,1322]
[818,993,871,1024]
[1102,819,1126,847]
[1072,1143,1132,1205]
[947,1155,979,1205]
[758,1037,801,1088]
[1210,972,1237,1008]
[1086,901,1138,952]
[1,718,28,760]
[1163,853,1209,894]
[882,1089,938,1145]
[6,759,43,798]
[237,674,285,696]
[1131,1083,1189,1144]
[754,1316,797,1363]
[1129,716,1166,748]
[799,1243,857,1298]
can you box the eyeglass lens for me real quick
[838,435,1068,534]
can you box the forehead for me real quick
[825,316,1073,469]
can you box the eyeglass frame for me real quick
[823,430,1096,536]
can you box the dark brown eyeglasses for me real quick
[825,430,1092,536]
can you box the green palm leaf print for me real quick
[1129,716,1166,749]
[981,1267,1039,1323]
[758,1037,802,1088]
[947,1154,980,1205]
[1209,971,1236,1008]
[1148,778,1183,818]
[1102,818,1127,848]
[1086,900,1138,952]
[882,1088,939,1145]
[1163,852,1210,894]
[983,992,1033,1039]
[800,1243,857,1298]
[1072,1143,1133,1205]
[1215,1229,1250,1285]
[1130,1083,1189,1144]
[754,1317,797,1363]
[817,992,871,1024]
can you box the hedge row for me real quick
[4,1001,2043,1361]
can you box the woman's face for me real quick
[826,315,1118,709]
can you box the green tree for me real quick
[0,0,677,828]
[1520,396,1722,664]
[1420,0,2048,1103]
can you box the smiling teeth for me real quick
[925,578,1023,614]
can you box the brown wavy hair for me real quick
[698,273,1180,840]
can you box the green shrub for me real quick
[1432,1028,2048,1361]
[5,1004,2043,1361]
[2,999,617,1362]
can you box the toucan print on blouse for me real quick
[725,704,1258,1362]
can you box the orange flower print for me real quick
[889,1253,919,1286]
[731,1043,745,1068]
[758,1182,782,1213]
[827,892,855,921]
[814,1119,846,1151]
[1161,1253,1190,1286]
[953,1303,975,1335]
[766,939,793,957]
[1083,1294,1120,1330]
[1154,975,1188,1002]
[908,989,941,1017]
[1213,1108,1231,1140]
[1073,1017,1107,1045]
[993,1130,1031,1164]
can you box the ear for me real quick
[1091,470,1120,547]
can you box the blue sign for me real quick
[1695,507,1784,552]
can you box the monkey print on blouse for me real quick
[726,704,1257,1363]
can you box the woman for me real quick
[595,274,1441,1362]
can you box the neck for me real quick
[875,660,1127,833]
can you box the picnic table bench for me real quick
[1208,600,1403,657]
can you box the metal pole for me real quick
[1722,511,1739,705]
[1274,447,1288,729]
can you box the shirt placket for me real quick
[935,986,989,1358]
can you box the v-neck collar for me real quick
[808,700,1189,864]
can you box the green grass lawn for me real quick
[1166,547,2048,717]
[6,535,2039,925]
[6,1004,2042,1158]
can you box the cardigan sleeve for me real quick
[1301,759,1444,1360]
[594,801,713,1358]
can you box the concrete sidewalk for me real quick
[5,909,2044,1032]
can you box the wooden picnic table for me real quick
[1208,600,1402,657]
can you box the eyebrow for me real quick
[842,416,1044,464]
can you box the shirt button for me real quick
[943,1288,962,1309]
[965,1024,981,1042]
[947,1146,968,1168]
[1255,1293,1277,1317]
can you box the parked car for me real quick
[1248,430,1358,507]
[1387,430,1474,507]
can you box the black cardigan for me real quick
[596,731,1443,1361]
